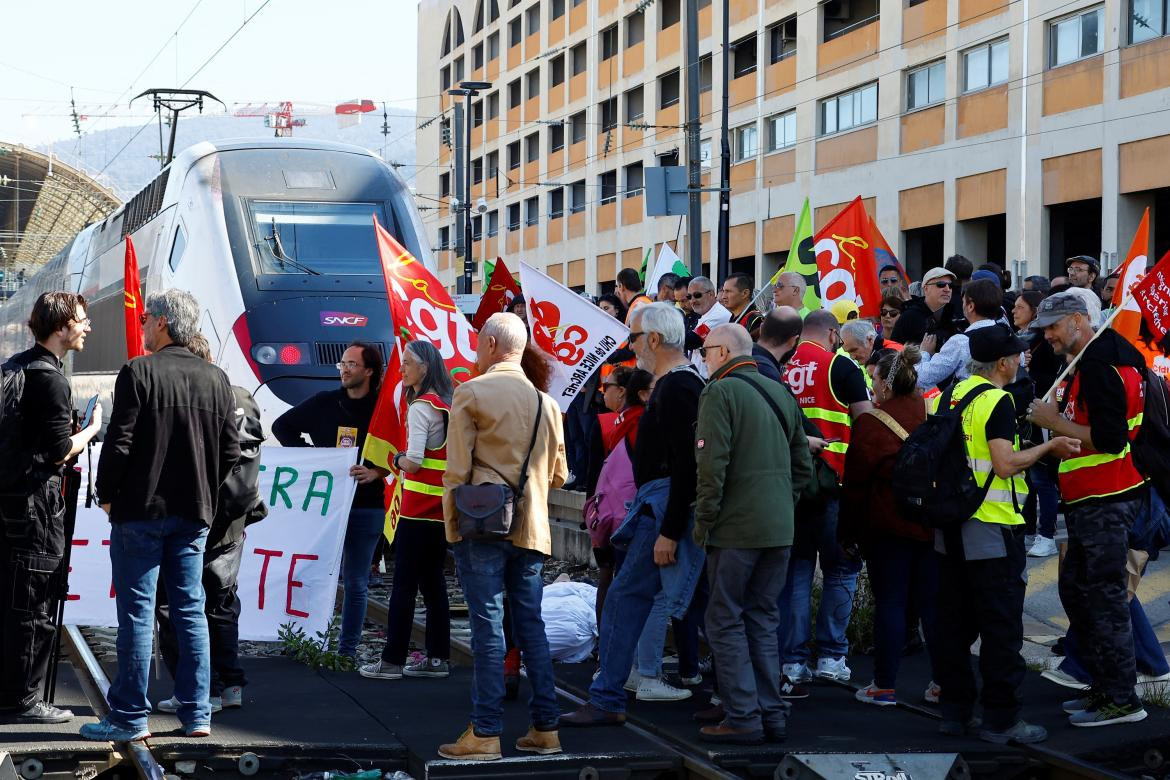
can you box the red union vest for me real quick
[1058,366,1145,505]
[782,340,852,479]
[399,393,450,523]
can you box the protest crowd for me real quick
[3,202,1170,758]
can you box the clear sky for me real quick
[0,0,420,147]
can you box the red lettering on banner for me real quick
[530,299,589,365]
[254,548,284,609]
[286,553,319,618]
[67,539,89,601]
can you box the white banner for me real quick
[64,446,359,641]
[520,262,630,411]
[645,243,688,301]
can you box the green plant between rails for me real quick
[278,617,356,672]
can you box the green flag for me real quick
[638,246,653,285]
[773,198,820,312]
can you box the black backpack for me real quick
[0,355,56,493]
[1133,369,1170,506]
[892,382,996,529]
[216,386,268,526]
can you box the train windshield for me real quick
[249,200,386,275]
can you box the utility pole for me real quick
[450,96,467,289]
[683,0,703,278]
[450,81,492,294]
[716,0,731,283]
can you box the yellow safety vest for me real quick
[933,376,1027,526]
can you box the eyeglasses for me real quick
[688,291,711,300]
[928,282,955,289]
[628,331,646,344]
[73,317,91,327]
[879,278,901,286]
[336,361,364,371]
[602,382,620,390]
[880,308,900,318]
[697,344,726,358]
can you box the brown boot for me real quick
[516,726,562,755]
[438,725,502,760]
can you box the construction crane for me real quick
[231,99,376,137]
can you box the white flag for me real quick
[520,262,630,411]
[645,243,690,300]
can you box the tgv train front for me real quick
[182,142,430,423]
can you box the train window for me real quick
[249,201,387,275]
[168,225,188,272]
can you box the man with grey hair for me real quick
[694,323,812,744]
[687,276,731,377]
[439,312,568,760]
[562,303,707,727]
[84,289,240,742]
[771,272,807,312]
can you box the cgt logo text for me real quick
[320,311,368,327]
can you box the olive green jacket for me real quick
[693,359,813,549]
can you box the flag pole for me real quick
[1041,292,1132,403]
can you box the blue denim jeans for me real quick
[777,498,860,664]
[1024,460,1060,539]
[107,517,210,732]
[338,507,385,657]
[452,540,559,736]
[636,592,671,678]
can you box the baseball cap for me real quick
[968,323,1027,362]
[922,267,956,287]
[1065,255,1100,275]
[971,269,1001,284]
[1028,291,1090,330]
[830,299,860,324]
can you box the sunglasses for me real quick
[880,308,900,317]
[928,281,955,289]
[688,292,711,300]
[602,382,621,390]
[628,331,645,344]
[697,344,726,358]
[880,278,901,285]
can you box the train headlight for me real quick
[252,342,310,365]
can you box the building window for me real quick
[627,12,645,46]
[600,97,618,131]
[571,41,588,75]
[487,91,500,119]
[699,54,712,92]
[550,123,565,151]
[454,56,465,82]
[508,203,521,231]
[486,151,499,181]
[600,171,618,204]
[439,226,450,249]
[552,0,565,20]
[508,78,522,108]
[732,122,759,161]
[472,157,484,183]
[570,111,587,143]
[509,17,522,46]
[550,53,565,85]
[572,0,584,7]
[699,138,711,167]
[625,161,644,196]
[962,38,1009,92]
[473,43,485,70]
[601,25,619,61]
[487,210,499,236]
[1050,6,1103,67]
[472,215,483,241]
[526,4,540,35]
[508,141,521,170]
[732,34,757,78]
[625,85,645,121]
[570,180,587,212]
[526,132,540,162]
[766,110,796,151]
[526,69,540,99]
[472,99,484,127]
[1130,0,1166,42]
[549,187,565,218]
[440,172,451,197]
[769,16,797,62]
[823,0,879,42]
[906,60,945,110]
[661,0,681,28]
[441,65,451,91]
[525,196,540,225]
[659,69,680,108]
[658,149,680,167]
[488,32,500,60]
[820,82,877,135]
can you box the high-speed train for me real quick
[0,138,433,422]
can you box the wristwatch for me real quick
[393,453,404,470]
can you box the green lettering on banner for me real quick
[303,470,333,516]
[270,466,299,509]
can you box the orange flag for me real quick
[813,197,883,318]
[1108,208,1170,376]
[123,236,146,359]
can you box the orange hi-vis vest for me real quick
[399,393,450,522]
[1058,367,1145,505]
[783,340,852,479]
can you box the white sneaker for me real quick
[678,673,703,686]
[1136,670,1170,695]
[814,656,852,682]
[924,681,941,704]
[636,677,693,702]
[783,662,813,683]
[1041,667,1090,690]
[623,669,641,692]
[156,696,222,714]
[1027,536,1058,557]
[220,685,243,709]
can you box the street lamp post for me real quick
[451,80,492,295]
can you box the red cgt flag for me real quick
[123,236,146,359]
[1131,249,1170,343]
[472,257,521,330]
[814,197,883,318]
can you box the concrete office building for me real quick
[416,0,1170,292]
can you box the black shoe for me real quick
[779,674,810,700]
[10,700,73,724]
[559,703,626,727]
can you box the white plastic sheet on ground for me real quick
[541,581,597,663]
